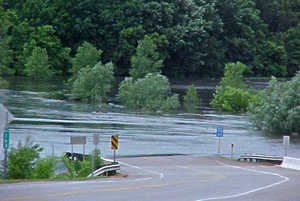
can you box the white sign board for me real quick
[70,136,86,145]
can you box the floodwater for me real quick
[0,77,299,160]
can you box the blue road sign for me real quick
[3,128,9,150]
[216,127,224,137]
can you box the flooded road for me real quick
[0,78,299,159]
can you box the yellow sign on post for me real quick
[111,135,118,150]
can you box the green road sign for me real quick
[3,128,9,150]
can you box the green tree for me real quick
[183,85,199,112]
[24,46,53,80]
[118,73,179,111]
[71,62,114,103]
[70,41,102,82]
[7,138,43,179]
[129,35,164,80]
[0,9,15,75]
[210,62,253,112]
[284,24,300,76]
[113,26,145,75]
[249,72,300,134]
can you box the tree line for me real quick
[0,0,299,79]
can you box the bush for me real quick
[183,85,199,112]
[117,73,180,111]
[6,138,43,179]
[62,149,103,178]
[32,157,56,179]
[24,46,54,80]
[210,62,253,112]
[71,62,114,103]
[249,72,300,134]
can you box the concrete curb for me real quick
[281,157,300,171]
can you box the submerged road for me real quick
[1,155,300,201]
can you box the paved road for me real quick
[1,155,300,201]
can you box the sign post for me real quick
[111,135,118,163]
[283,136,290,157]
[91,134,100,176]
[216,127,224,154]
[2,112,9,179]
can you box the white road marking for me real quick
[196,161,290,201]
[118,160,165,179]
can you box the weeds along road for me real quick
[1,155,300,201]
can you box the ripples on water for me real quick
[0,78,299,159]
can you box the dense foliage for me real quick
[183,85,199,112]
[0,0,299,79]
[210,62,253,112]
[71,62,114,103]
[24,46,53,80]
[6,138,43,179]
[118,73,179,111]
[249,72,300,134]
[62,149,103,178]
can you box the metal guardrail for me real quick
[87,163,120,178]
[239,154,283,165]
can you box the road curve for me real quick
[1,155,300,201]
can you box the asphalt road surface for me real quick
[1,155,300,201]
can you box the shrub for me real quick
[221,87,252,112]
[118,73,179,111]
[62,149,103,178]
[32,157,56,179]
[210,62,252,112]
[249,72,300,134]
[24,46,54,80]
[183,85,199,112]
[71,62,114,103]
[7,137,43,179]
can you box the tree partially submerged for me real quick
[24,46,54,80]
[210,62,253,113]
[249,72,300,134]
[118,73,179,111]
[183,85,199,112]
[71,62,114,103]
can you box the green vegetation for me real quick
[118,73,179,111]
[70,42,102,82]
[184,85,199,112]
[129,35,165,80]
[0,0,298,78]
[249,72,300,134]
[6,137,43,179]
[210,62,254,113]
[71,62,114,103]
[62,149,103,178]
[2,137,105,180]
[32,157,56,179]
[24,46,53,80]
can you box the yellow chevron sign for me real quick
[111,135,118,150]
